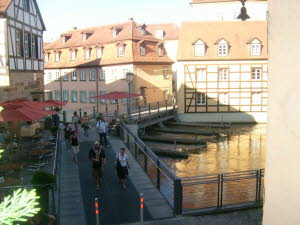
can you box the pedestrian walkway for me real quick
[77,127,153,225]
[58,132,86,225]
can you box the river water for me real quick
[145,124,266,177]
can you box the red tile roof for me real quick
[0,0,12,12]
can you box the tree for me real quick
[0,188,40,225]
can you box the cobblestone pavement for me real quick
[123,208,262,225]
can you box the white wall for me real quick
[190,1,268,21]
[263,1,300,225]
[0,19,9,87]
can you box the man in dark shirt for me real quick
[89,141,106,188]
[63,123,72,151]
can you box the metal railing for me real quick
[181,169,264,214]
[119,121,265,215]
[119,121,183,214]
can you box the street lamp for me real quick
[237,0,250,21]
[126,72,134,123]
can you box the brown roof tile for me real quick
[0,0,12,12]
[177,20,268,61]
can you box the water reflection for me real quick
[146,124,265,177]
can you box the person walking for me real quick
[70,130,80,163]
[81,112,90,137]
[72,111,80,133]
[96,118,109,147]
[115,148,130,190]
[89,141,106,188]
[63,123,72,151]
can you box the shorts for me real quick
[71,145,80,154]
[92,166,103,178]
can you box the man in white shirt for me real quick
[96,118,109,147]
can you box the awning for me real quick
[91,92,142,100]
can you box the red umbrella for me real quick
[0,105,56,122]
[42,100,67,107]
[0,99,46,109]
[91,91,142,100]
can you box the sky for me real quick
[37,0,192,42]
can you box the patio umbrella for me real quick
[0,99,47,109]
[42,100,67,107]
[91,91,142,100]
[0,105,56,122]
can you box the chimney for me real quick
[73,27,77,30]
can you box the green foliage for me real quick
[0,189,40,225]
[44,117,53,130]
[0,149,3,158]
[31,171,55,186]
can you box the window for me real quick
[71,51,76,61]
[99,69,105,80]
[163,69,169,79]
[249,39,262,56]
[55,72,60,81]
[252,68,262,80]
[32,35,38,59]
[71,71,77,80]
[97,48,102,59]
[252,92,262,105]
[23,0,30,11]
[155,30,164,39]
[219,93,229,105]
[194,40,205,57]
[122,68,129,79]
[80,91,87,102]
[112,29,117,38]
[90,69,96,80]
[196,69,206,81]
[47,92,52,100]
[48,72,52,81]
[219,69,228,81]
[55,90,61,101]
[24,32,31,57]
[89,91,96,103]
[80,70,86,80]
[110,99,117,104]
[217,39,229,56]
[16,30,23,57]
[71,91,78,102]
[164,90,169,100]
[99,91,106,104]
[118,46,124,57]
[85,49,90,60]
[62,71,68,81]
[45,53,49,63]
[158,47,163,57]
[63,90,68,102]
[121,98,127,104]
[196,93,206,105]
[55,52,60,62]
[140,46,145,56]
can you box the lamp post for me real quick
[126,72,134,123]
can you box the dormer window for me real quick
[248,38,262,56]
[96,46,103,59]
[61,34,72,44]
[216,39,229,56]
[118,46,124,57]
[84,47,91,60]
[70,48,77,61]
[194,39,206,57]
[116,42,126,57]
[138,25,147,35]
[44,52,50,63]
[155,30,165,39]
[140,46,146,56]
[111,26,122,38]
[54,50,61,62]
[82,32,93,41]
[158,47,163,57]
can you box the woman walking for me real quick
[81,112,90,136]
[72,111,80,133]
[70,130,80,163]
[115,148,130,190]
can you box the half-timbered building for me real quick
[177,21,268,123]
[0,0,45,102]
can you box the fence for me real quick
[119,121,265,215]
[119,121,183,214]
